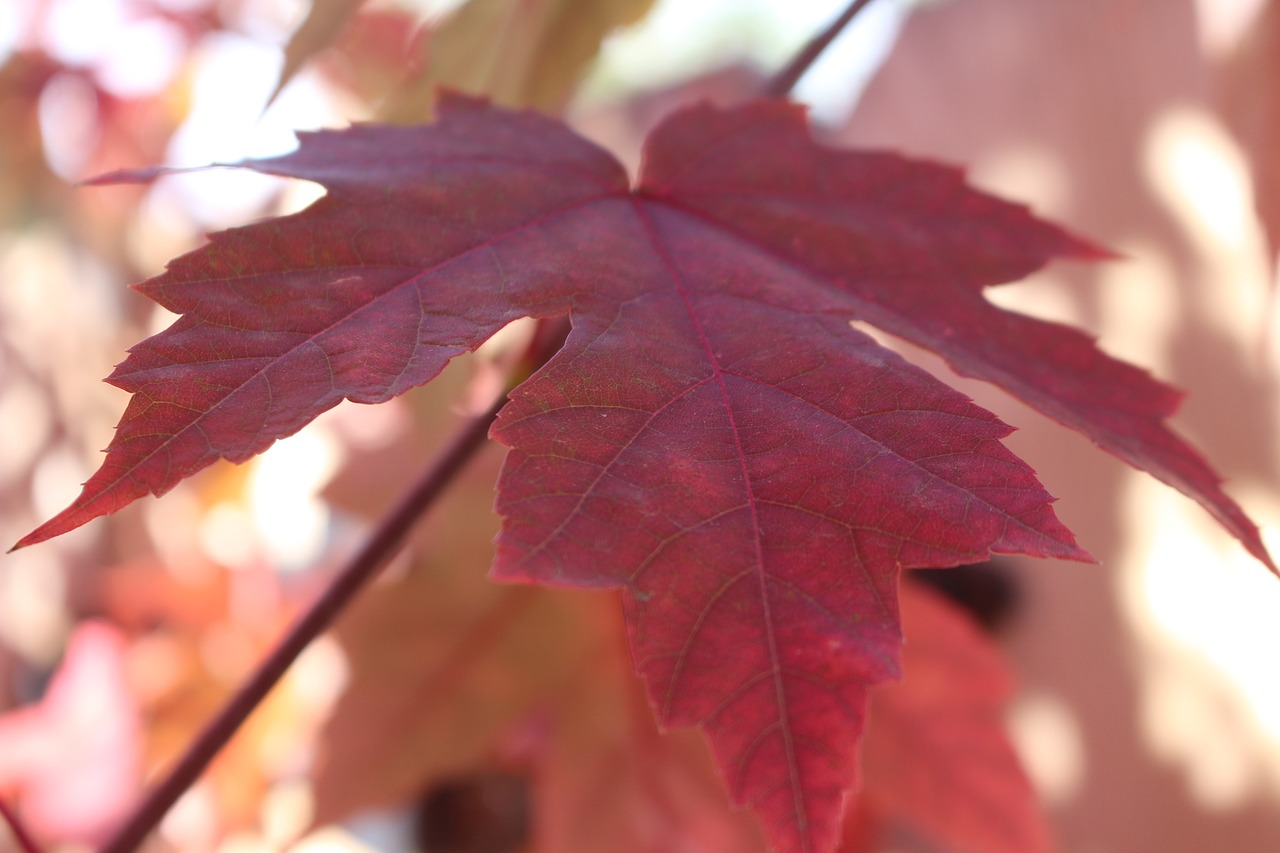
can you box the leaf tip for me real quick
[1247,537,1279,578]
[11,512,77,552]
[10,525,52,553]
[1068,235,1123,263]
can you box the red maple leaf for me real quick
[16,95,1273,852]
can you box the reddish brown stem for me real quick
[764,0,881,98]
[0,798,42,853]
[96,391,508,853]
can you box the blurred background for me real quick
[0,0,1278,851]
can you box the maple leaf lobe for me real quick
[639,98,1275,578]
[15,94,629,549]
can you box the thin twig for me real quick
[0,798,43,853]
[764,0,882,98]
[96,391,509,853]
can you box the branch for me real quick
[764,0,882,98]
[0,798,43,853]
[96,391,509,853]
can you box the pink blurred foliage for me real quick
[0,621,143,846]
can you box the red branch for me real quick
[96,392,506,853]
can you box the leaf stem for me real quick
[764,0,882,98]
[96,391,509,853]
[0,797,43,853]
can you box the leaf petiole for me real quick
[764,0,883,98]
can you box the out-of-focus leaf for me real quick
[311,432,583,824]
[856,579,1050,853]
[313,575,579,823]
[0,622,142,846]
[270,0,369,106]
[99,557,230,631]
[313,8,426,107]
[380,0,655,120]
[532,619,767,853]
